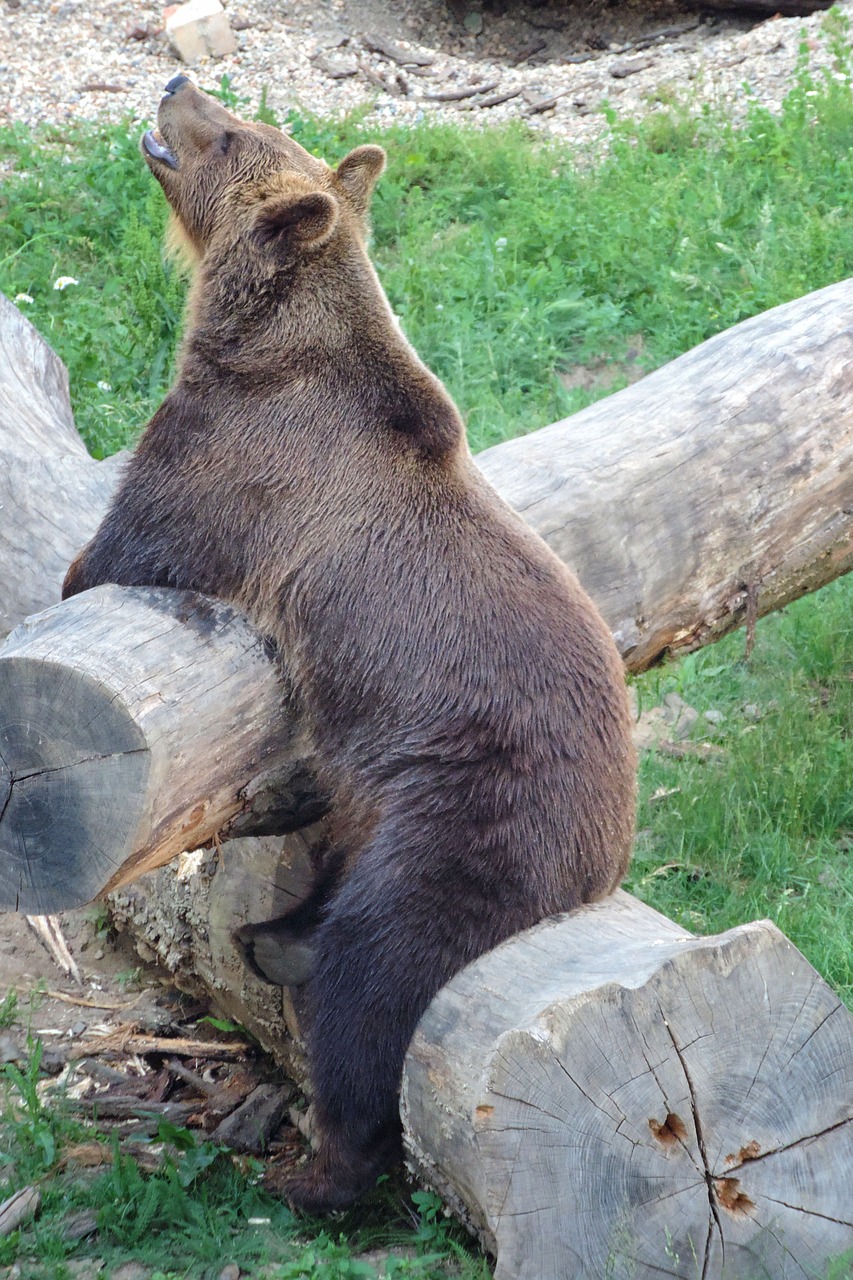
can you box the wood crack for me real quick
[721,1113,853,1173]
[660,1008,724,1280]
[759,1194,853,1229]
[9,746,148,784]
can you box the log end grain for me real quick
[0,654,148,912]
[403,894,853,1280]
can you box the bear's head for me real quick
[142,76,385,274]
[139,78,460,457]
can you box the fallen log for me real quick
[402,891,853,1279]
[476,275,853,669]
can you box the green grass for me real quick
[628,573,853,1006]
[2,13,853,1277]
[4,14,853,453]
[0,1042,485,1278]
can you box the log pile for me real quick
[1,289,853,1277]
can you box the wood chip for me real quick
[166,1056,229,1100]
[47,989,132,1010]
[210,1083,293,1153]
[75,1027,250,1060]
[60,1142,114,1169]
[62,1209,99,1242]
[424,79,500,102]
[525,89,570,115]
[361,31,434,66]
[68,1096,196,1122]
[0,1186,40,1237]
[78,82,125,93]
[358,60,404,96]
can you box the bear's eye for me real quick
[218,132,233,156]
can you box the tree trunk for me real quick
[402,891,853,1280]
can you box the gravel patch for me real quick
[0,0,850,147]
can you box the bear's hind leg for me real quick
[281,829,539,1214]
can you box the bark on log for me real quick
[402,891,853,1280]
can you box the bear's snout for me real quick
[164,74,191,95]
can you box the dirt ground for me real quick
[0,905,196,1062]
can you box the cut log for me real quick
[401,891,853,1280]
[105,831,318,1077]
[0,586,320,913]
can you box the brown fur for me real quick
[63,80,637,1213]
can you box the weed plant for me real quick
[0,1052,485,1277]
[628,574,853,1006]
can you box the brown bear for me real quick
[63,77,637,1214]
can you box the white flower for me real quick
[494,236,508,251]
[435,303,444,311]
[97,380,112,392]
[53,276,79,291]
[14,292,34,305]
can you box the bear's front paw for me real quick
[235,921,316,988]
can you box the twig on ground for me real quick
[424,80,500,102]
[25,916,83,985]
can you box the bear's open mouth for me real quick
[142,129,179,170]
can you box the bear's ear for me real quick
[255,190,339,252]
[335,145,386,215]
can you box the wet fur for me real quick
[64,83,637,1213]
